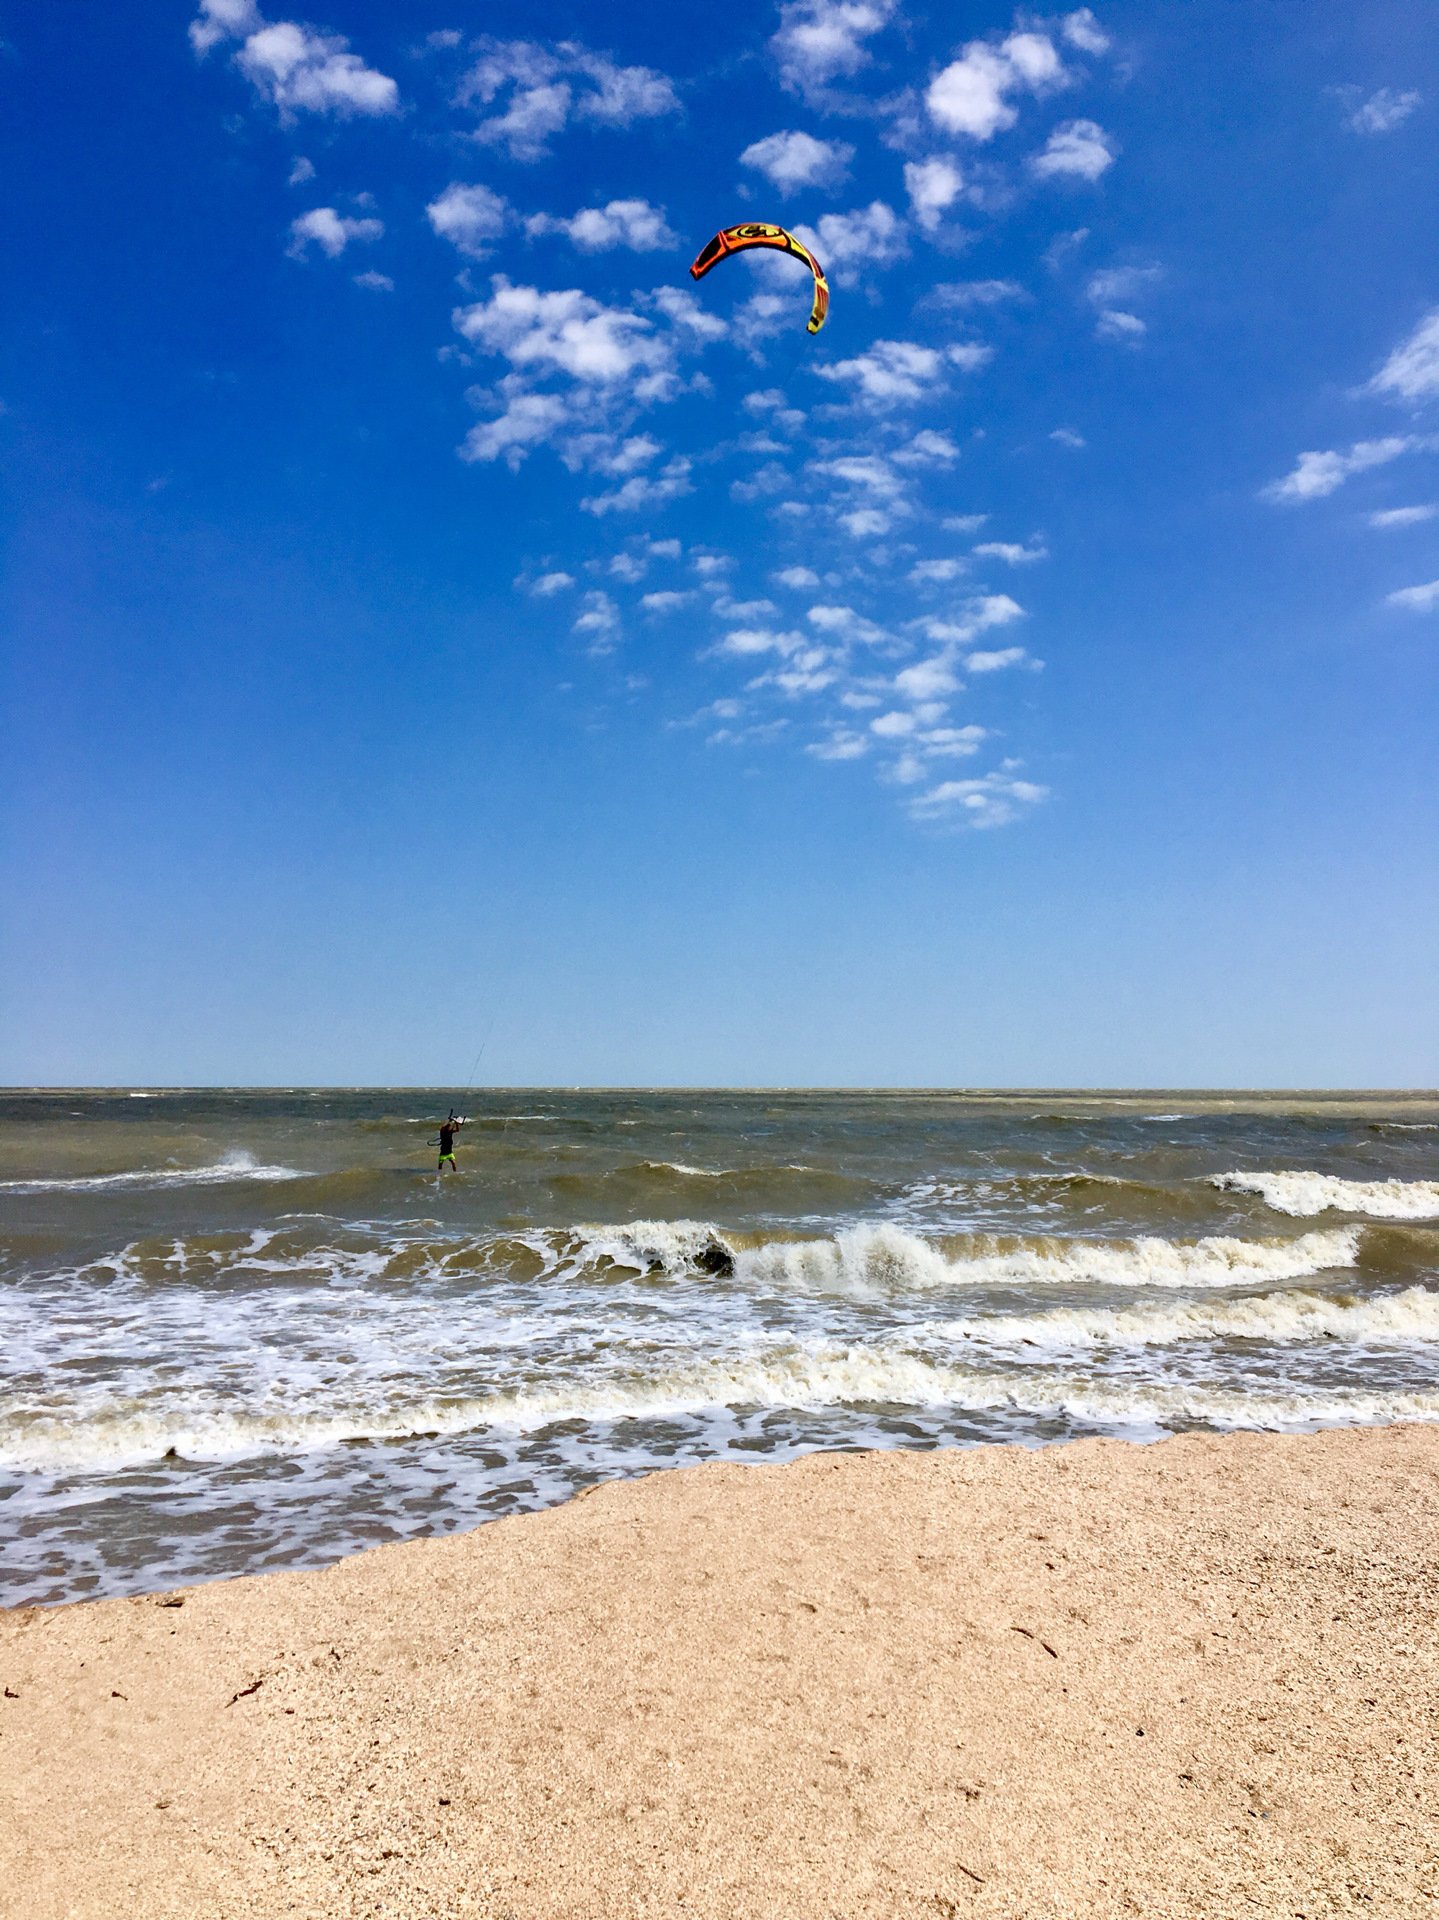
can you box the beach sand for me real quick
[3,1426,1435,1919]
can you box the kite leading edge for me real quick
[689,223,830,335]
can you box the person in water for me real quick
[437,1111,465,1172]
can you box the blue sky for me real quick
[2,0,1437,1087]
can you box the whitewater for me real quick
[2,1086,1436,1605]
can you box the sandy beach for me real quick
[3,1426,1435,1920]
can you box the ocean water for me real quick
[2,1087,1437,1608]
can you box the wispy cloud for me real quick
[1262,436,1427,503]
[904,157,965,231]
[1369,307,1439,404]
[1337,85,1422,135]
[459,38,679,161]
[1368,504,1437,529]
[909,767,1048,827]
[1386,578,1439,612]
[771,0,897,103]
[816,339,989,405]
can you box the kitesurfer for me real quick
[437,1111,465,1172]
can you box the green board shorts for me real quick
[438,1152,455,1169]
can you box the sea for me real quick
[2,1087,1437,1608]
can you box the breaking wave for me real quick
[1214,1171,1439,1221]
[0,1151,308,1196]
[933,1284,1439,1351]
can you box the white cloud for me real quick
[909,768,1048,826]
[974,540,1047,564]
[461,388,571,467]
[929,278,1024,308]
[895,654,961,701]
[287,206,383,258]
[353,269,393,291]
[927,30,1065,142]
[191,5,400,118]
[1386,579,1439,611]
[910,558,967,583]
[527,198,676,253]
[965,645,1032,671]
[1087,266,1160,305]
[838,507,892,537]
[774,565,821,588]
[921,593,1025,642]
[427,183,509,259]
[819,453,906,496]
[1368,504,1437,528]
[771,0,896,101]
[796,202,907,282]
[287,155,314,185]
[573,589,619,639]
[1095,309,1145,341]
[529,571,575,595]
[461,39,679,161]
[904,157,964,232]
[1263,436,1424,503]
[650,285,729,345]
[1370,308,1439,404]
[582,457,693,516]
[1343,87,1422,135]
[640,590,694,613]
[1032,119,1117,181]
[717,626,804,656]
[892,428,961,465]
[816,338,988,405]
[1050,426,1086,448]
[715,597,779,620]
[1061,9,1110,55]
[809,730,870,760]
[943,513,989,533]
[454,278,669,383]
[741,130,853,194]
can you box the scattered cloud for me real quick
[459,38,679,161]
[287,206,383,258]
[892,428,961,465]
[528,571,575,595]
[1386,578,1439,612]
[353,269,393,291]
[287,155,314,185]
[190,3,399,118]
[640,589,695,613]
[527,198,676,253]
[928,278,1024,308]
[1338,86,1422,135]
[1263,436,1427,503]
[910,558,968,583]
[1095,308,1146,342]
[455,278,670,384]
[904,157,965,231]
[583,457,693,516]
[974,540,1047,564]
[774,565,821,588]
[741,130,854,193]
[1370,307,1439,404]
[1050,426,1086,448]
[1061,9,1110,55]
[909,767,1048,826]
[771,0,897,103]
[573,589,620,642]
[816,338,988,405]
[1368,504,1437,529]
[926,29,1067,143]
[1031,118,1117,181]
[965,644,1033,671]
[427,183,509,259]
[796,202,907,282]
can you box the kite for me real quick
[689,224,830,335]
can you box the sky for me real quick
[2,0,1437,1088]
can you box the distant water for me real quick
[2,1087,1437,1607]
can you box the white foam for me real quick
[930,1285,1439,1351]
[0,1150,308,1195]
[1215,1171,1439,1221]
[7,1342,1439,1476]
[738,1222,1361,1293]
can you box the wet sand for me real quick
[3,1425,1435,1919]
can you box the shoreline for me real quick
[3,1425,1435,1918]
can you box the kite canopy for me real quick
[689,223,830,334]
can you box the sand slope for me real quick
[3,1426,1436,1919]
